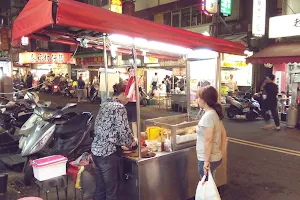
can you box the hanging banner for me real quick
[19,52,75,64]
[111,0,122,14]
[252,0,266,37]
[201,0,218,15]
[1,28,9,51]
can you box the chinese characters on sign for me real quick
[252,0,266,37]
[0,28,9,51]
[294,18,300,27]
[76,57,104,66]
[220,0,232,16]
[269,13,300,38]
[19,52,74,64]
[110,0,122,14]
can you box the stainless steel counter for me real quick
[118,144,227,200]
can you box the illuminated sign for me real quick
[76,56,104,65]
[252,0,266,37]
[21,37,29,46]
[110,0,122,14]
[269,13,300,38]
[201,0,218,15]
[19,52,74,64]
[1,28,9,51]
[220,0,232,16]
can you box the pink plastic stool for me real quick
[18,198,43,200]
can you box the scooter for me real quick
[61,81,75,98]
[0,92,50,135]
[21,103,93,185]
[89,85,101,103]
[139,86,149,106]
[226,94,262,121]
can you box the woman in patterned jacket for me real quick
[92,82,137,200]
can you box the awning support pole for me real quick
[186,58,191,121]
[132,45,141,159]
[103,34,109,100]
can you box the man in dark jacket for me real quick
[261,74,280,130]
[77,74,85,102]
[26,72,33,89]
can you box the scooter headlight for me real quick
[28,125,55,155]
[42,112,54,120]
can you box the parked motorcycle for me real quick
[89,85,101,103]
[61,81,75,98]
[139,86,149,106]
[21,103,93,185]
[226,93,267,121]
[0,92,49,135]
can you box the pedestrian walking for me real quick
[196,86,227,181]
[26,72,33,89]
[260,74,280,130]
[92,82,136,200]
[77,74,85,102]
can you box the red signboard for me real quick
[1,28,10,51]
[19,52,75,64]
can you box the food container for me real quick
[146,127,162,140]
[31,155,68,181]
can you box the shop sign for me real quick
[269,13,300,38]
[201,0,218,15]
[0,28,9,51]
[19,52,74,64]
[76,56,104,65]
[252,0,266,37]
[220,0,232,16]
[110,0,122,14]
[222,61,248,68]
[159,59,185,67]
[172,68,186,76]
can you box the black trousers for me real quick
[262,106,280,127]
[93,154,121,200]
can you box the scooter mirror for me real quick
[53,111,64,119]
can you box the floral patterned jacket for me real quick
[92,98,134,157]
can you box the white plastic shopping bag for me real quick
[195,171,221,200]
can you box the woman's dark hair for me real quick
[197,86,224,120]
[113,82,126,96]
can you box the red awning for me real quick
[246,43,300,64]
[13,0,245,55]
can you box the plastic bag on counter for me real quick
[195,170,221,200]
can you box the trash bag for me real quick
[73,152,91,166]
[195,170,221,200]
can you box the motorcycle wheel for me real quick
[265,113,271,121]
[24,158,34,186]
[141,98,148,106]
[227,107,236,119]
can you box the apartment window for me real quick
[191,6,202,26]
[181,8,191,27]
[172,11,180,27]
[163,12,172,26]
[162,4,212,28]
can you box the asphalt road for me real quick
[3,93,300,200]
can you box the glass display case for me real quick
[144,114,198,151]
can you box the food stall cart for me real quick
[12,1,245,199]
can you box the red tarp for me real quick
[13,0,245,55]
[246,43,300,64]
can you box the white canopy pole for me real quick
[103,34,109,100]
[132,45,141,159]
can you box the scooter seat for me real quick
[55,113,91,136]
